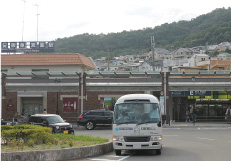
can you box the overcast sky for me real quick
[0,0,230,44]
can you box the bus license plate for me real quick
[133,144,141,149]
[63,130,68,134]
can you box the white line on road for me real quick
[163,135,178,137]
[89,159,116,161]
[164,128,181,130]
[118,155,130,161]
[196,137,215,141]
[88,155,130,161]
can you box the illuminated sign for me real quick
[1,41,55,53]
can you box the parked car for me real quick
[1,119,12,125]
[1,118,18,125]
[28,114,74,134]
[77,109,113,130]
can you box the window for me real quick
[105,112,113,116]
[87,112,103,116]
[46,116,65,124]
[114,103,160,124]
[29,117,38,122]
[218,67,224,70]
[201,58,205,61]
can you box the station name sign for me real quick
[1,41,55,53]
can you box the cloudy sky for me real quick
[0,0,230,43]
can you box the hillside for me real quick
[55,8,231,59]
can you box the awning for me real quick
[18,94,44,97]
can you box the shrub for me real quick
[68,140,73,147]
[1,125,52,145]
[27,139,35,147]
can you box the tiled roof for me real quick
[1,53,95,69]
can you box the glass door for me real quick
[22,103,43,117]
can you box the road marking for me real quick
[164,128,181,130]
[163,135,178,137]
[88,155,130,161]
[196,137,214,141]
[118,156,130,161]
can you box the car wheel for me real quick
[85,121,95,130]
[115,150,121,156]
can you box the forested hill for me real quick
[55,8,231,59]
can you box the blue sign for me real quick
[171,91,185,97]
[171,91,211,97]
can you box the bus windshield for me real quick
[114,103,160,124]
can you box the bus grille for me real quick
[124,136,150,142]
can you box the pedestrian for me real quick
[43,109,47,114]
[189,105,193,122]
[117,111,129,122]
[185,109,190,122]
[225,106,231,124]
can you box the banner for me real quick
[63,98,78,113]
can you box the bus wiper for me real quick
[115,122,135,125]
[136,121,153,125]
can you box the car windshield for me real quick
[114,103,160,124]
[46,116,65,124]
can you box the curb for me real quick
[163,124,231,128]
[1,141,113,161]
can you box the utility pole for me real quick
[107,49,110,71]
[33,4,39,42]
[151,36,155,71]
[21,0,26,41]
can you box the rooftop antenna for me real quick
[21,0,26,41]
[151,36,155,70]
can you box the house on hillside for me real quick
[188,54,210,69]
[96,63,121,71]
[171,48,194,60]
[210,60,231,70]
[216,53,231,60]
[149,48,170,60]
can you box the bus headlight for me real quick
[150,136,162,141]
[113,136,124,142]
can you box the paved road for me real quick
[70,124,231,161]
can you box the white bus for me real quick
[112,94,162,155]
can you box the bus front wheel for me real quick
[115,150,121,156]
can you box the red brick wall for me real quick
[2,91,159,122]
[2,92,17,121]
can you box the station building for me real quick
[1,53,231,122]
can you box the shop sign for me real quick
[63,98,78,113]
[7,104,15,111]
